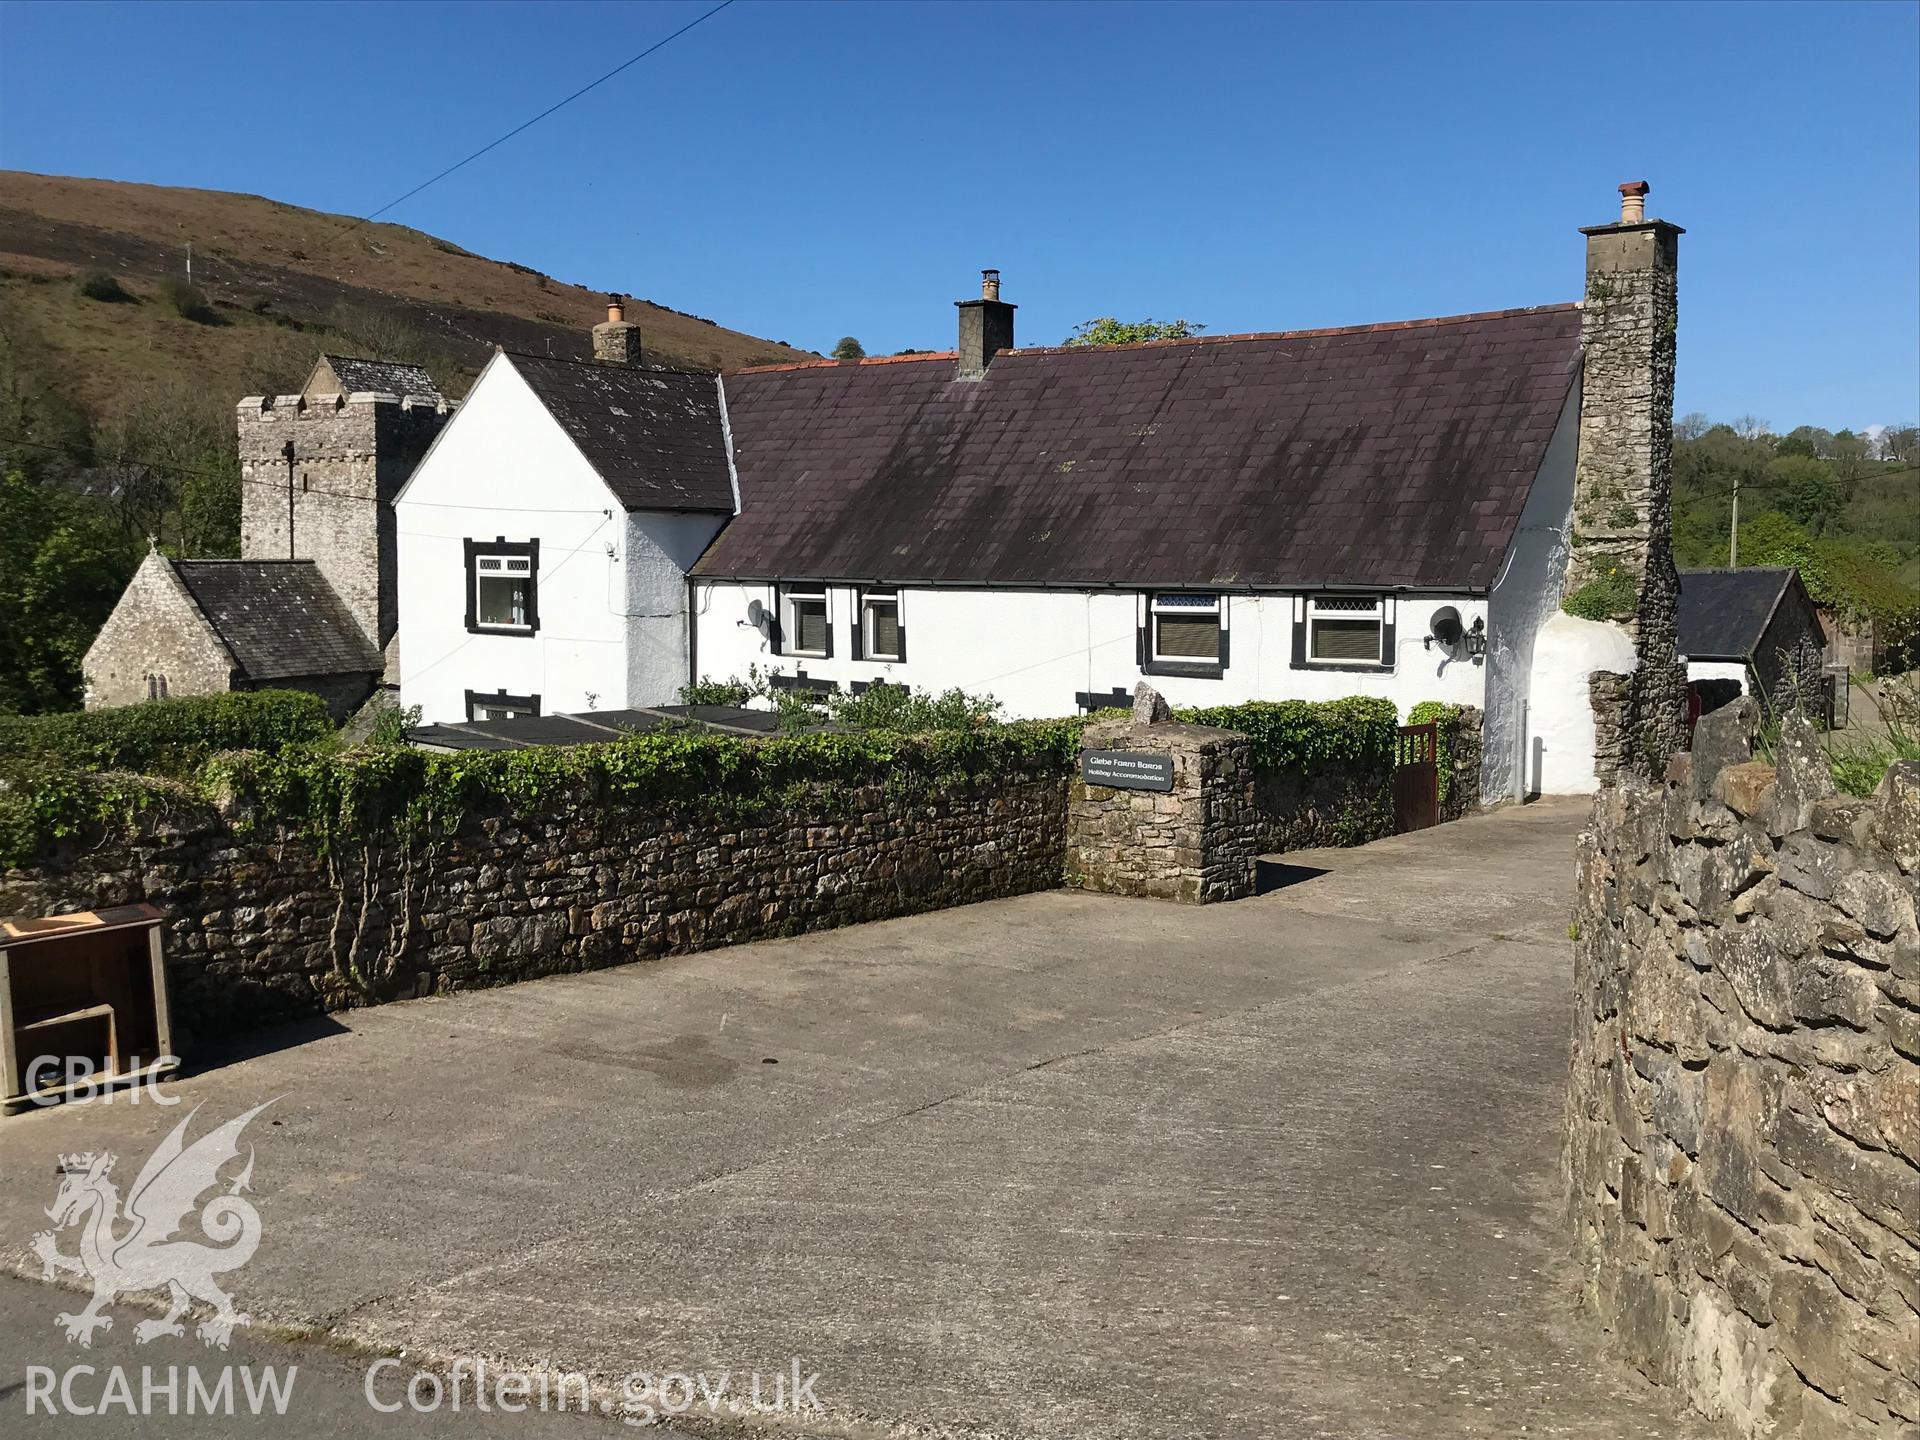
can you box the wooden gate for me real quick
[1394,721,1439,833]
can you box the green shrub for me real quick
[74,269,132,303]
[0,690,333,776]
[158,279,221,325]
[1175,697,1399,776]
[1564,559,1640,622]
[678,677,754,707]
[1406,699,1468,807]
[826,681,1000,731]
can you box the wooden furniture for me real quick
[1,904,176,1112]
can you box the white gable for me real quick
[396,352,619,513]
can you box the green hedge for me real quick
[1175,697,1400,776]
[0,691,334,776]
[1,718,1085,867]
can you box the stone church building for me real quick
[82,355,452,720]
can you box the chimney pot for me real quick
[1618,181,1650,224]
[981,269,1001,301]
[607,294,625,324]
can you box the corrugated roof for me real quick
[318,354,442,403]
[509,354,735,512]
[1677,568,1799,661]
[171,560,381,681]
[695,305,1583,589]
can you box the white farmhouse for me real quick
[398,184,1686,803]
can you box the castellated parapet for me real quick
[236,387,451,676]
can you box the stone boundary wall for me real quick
[0,772,1067,1048]
[1567,700,1919,1437]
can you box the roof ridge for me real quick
[173,557,319,566]
[1009,304,1581,359]
[731,351,958,376]
[501,349,717,378]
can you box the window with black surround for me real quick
[1141,592,1227,678]
[855,587,904,662]
[775,583,831,658]
[464,537,539,635]
[1292,594,1396,670]
[465,689,540,721]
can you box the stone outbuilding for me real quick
[83,551,382,721]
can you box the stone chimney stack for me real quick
[955,269,1015,379]
[593,294,642,366]
[1569,179,1688,776]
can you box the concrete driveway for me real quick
[0,799,1708,1438]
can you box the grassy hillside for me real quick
[0,169,811,413]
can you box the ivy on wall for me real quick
[0,694,1474,870]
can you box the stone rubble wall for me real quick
[0,772,1068,1048]
[1065,718,1257,904]
[1567,699,1920,1437]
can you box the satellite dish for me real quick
[745,599,767,630]
[1429,606,1464,649]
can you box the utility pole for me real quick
[1729,474,1740,567]
[282,439,296,558]
[186,241,193,289]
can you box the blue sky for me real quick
[1,0,1915,428]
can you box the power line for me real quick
[332,0,737,244]
[0,433,609,513]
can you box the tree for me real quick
[830,336,866,360]
[1767,455,1842,534]
[1880,424,1918,464]
[0,469,137,713]
[1674,412,1712,442]
[1063,317,1207,347]
[1730,414,1772,442]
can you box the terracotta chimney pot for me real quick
[1618,181,1650,224]
[981,269,1001,302]
[607,294,625,324]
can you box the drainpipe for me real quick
[281,439,296,558]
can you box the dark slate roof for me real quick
[1677,568,1799,661]
[319,354,442,403]
[171,560,381,681]
[509,354,735,512]
[695,306,1583,590]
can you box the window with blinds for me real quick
[1150,593,1222,663]
[1306,595,1383,664]
[785,586,829,656]
[861,589,903,661]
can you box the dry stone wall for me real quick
[1567,700,1920,1437]
[0,771,1067,1048]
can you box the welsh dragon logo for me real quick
[29,1101,274,1349]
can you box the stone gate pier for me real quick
[1064,685,1256,904]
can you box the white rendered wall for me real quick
[1687,660,1748,691]
[1483,381,1582,805]
[1524,611,1638,797]
[396,355,630,723]
[689,583,1490,720]
[626,511,726,707]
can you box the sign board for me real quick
[1081,749,1175,793]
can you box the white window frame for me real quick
[783,584,830,658]
[1303,594,1386,666]
[468,541,537,634]
[1149,592,1223,665]
[860,588,903,662]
